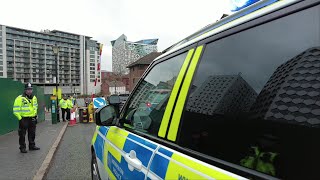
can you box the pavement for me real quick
[46,123,96,180]
[0,113,67,180]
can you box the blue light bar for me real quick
[230,0,260,11]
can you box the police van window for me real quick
[123,52,188,136]
[177,5,320,179]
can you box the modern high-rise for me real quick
[111,34,158,74]
[0,24,101,95]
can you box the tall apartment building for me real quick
[111,34,158,74]
[0,24,101,95]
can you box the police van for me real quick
[91,0,320,179]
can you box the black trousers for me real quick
[61,108,68,121]
[67,109,71,120]
[18,117,36,149]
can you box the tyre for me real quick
[91,152,101,180]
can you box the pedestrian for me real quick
[67,96,74,121]
[59,95,68,122]
[13,83,40,153]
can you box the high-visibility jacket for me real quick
[67,99,73,109]
[59,99,68,109]
[13,95,38,120]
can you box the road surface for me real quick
[46,123,96,180]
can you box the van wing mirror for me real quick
[95,105,117,126]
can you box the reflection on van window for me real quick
[178,6,320,179]
[123,52,187,136]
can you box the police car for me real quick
[91,0,320,179]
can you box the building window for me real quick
[0,66,2,71]
[90,67,95,70]
[90,79,95,82]
[90,75,95,78]
[90,63,95,66]
[0,72,3,76]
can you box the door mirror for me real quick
[95,105,117,126]
[108,95,121,105]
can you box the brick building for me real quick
[127,52,162,91]
[100,71,129,95]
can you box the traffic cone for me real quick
[89,114,94,123]
[68,108,77,126]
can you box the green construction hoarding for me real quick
[0,79,45,135]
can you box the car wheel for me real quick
[91,153,101,180]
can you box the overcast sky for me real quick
[0,0,231,71]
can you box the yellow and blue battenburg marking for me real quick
[149,147,243,180]
[92,126,245,180]
[92,126,159,180]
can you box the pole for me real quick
[55,53,59,123]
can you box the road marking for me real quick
[33,122,68,180]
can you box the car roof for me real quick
[154,0,299,62]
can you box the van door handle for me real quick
[124,150,142,171]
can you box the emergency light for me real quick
[230,0,260,11]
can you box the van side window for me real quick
[123,52,188,136]
[177,6,320,179]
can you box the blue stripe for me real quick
[149,148,173,179]
[107,152,145,180]
[150,154,170,179]
[94,134,104,161]
[99,126,109,135]
[158,147,173,157]
[123,136,153,167]
[127,134,157,150]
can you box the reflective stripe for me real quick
[13,106,20,108]
[158,49,195,138]
[168,46,203,141]
[14,110,30,112]
[91,126,100,145]
[106,126,129,162]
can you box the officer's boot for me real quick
[29,146,40,150]
[20,148,27,153]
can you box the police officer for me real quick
[59,95,68,122]
[13,83,40,153]
[66,96,74,121]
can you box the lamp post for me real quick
[52,44,60,124]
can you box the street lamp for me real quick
[52,44,60,124]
